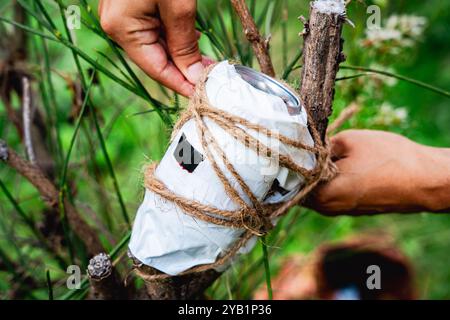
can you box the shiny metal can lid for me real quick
[234,65,302,115]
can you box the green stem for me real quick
[261,236,273,300]
[336,73,369,81]
[341,65,450,99]
[219,209,302,299]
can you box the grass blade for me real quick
[89,98,131,228]
[2,5,172,123]
[46,269,54,300]
[282,0,288,70]
[282,49,303,80]
[48,2,131,229]
[59,74,95,190]
[261,236,273,300]
[95,50,135,85]
[196,9,227,59]
[0,179,68,268]
[264,1,276,38]
[256,0,272,29]
[216,2,235,58]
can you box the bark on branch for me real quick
[138,263,220,299]
[300,0,346,141]
[231,0,275,77]
[131,253,220,300]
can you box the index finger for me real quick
[125,41,195,97]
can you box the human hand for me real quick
[99,0,213,97]
[307,130,450,216]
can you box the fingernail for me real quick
[186,62,204,84]
[184,83,195,97]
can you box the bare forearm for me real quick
[440,148,450,157]
[418,147,450,213]
[309,130,450,216]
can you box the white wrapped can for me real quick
[129,61,316,275]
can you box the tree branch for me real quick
[0,140,104,256]
[133,255,220,300]
[87,253,128,300]
[231,0,275,77]
[300,0,346,141]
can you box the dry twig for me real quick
[230,0,275,77]
[327,102,360,134]
[21,77,36,165]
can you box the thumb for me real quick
[158,0,204,84]
[329,133,351,161]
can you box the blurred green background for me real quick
[0,0,449,299]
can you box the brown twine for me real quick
[135,64,336,281]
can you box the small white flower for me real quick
[372,103,409,127]
[386,15,427,38]
[366,28,402,42]
[394,108,408,122]
[363,14,427,52]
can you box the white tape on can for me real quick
[129,61,316,275]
